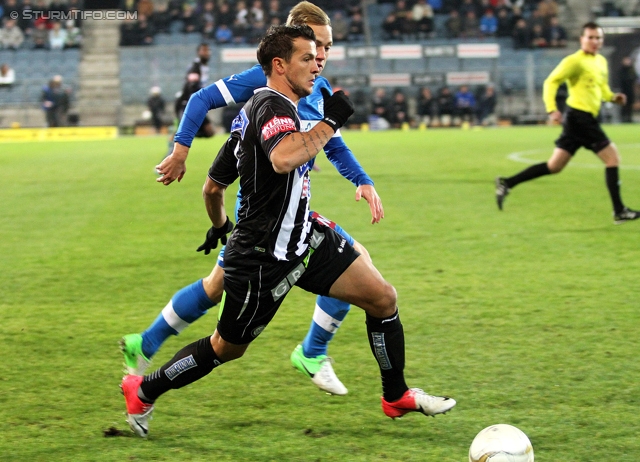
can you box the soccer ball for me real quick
[469,424,534,462]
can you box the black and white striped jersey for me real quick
[221,87,313,262]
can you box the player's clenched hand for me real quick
[156,144,189,185]
[197,217,234,255]
[612,93,627,106]
[355,184,384,224]
[320,87,355,133]
[547,110,562,123]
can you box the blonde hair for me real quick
[286,1,331,27]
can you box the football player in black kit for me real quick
[121,25,456,437]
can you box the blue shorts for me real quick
[217,211,354,269]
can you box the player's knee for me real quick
[371,281,397,316]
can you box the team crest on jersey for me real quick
[261,116,296,140]
[232,109,250,139]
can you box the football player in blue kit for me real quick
[121,2,382,396]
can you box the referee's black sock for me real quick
[504,162,551,188]
[605,166,625,214]
[139,336,223,403]
[366,309,408,403]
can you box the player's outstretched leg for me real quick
[495,163,552,210]
[121,279,215,375]
[290,296,350,395]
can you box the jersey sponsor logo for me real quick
[164,355,198,380]
[261,115,296,140]
[310,211,337,230]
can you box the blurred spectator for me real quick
[526,9,545,31]
[545,16,567,47]
[331,11,349,42]
[0,63,15,87]
[19,0,35,35]
[411,0,434,38]
[436,86,455,126]
[137,14,156,45]
[480,9,498,36]
[496,8,512,37]
[428,0,443,12]
[49,21,67,50]
[1,19,24,50]
[64,22,82,48]
[266,0,287,25]
[460,0,479,17]
[445,10,462,38]
[151,3,171,33]
[476,85,497,126]
[249,0,265,24]
[201,1,216,26]
[167,0,184,23]
[370,87,391,129]
[49,0,67,15]
[392,0,413,38]
[348,11,365,42]
[147,86,166,133]
[217,3,236,28]
[382,12,403,41]
[41,75,71,127]
[32,22,49,49]
[4,0,22,23]
[388,89,409,128]
[461,11,480,38]
[215,23,233,44]
[530,23,547,47]
[181,4,202,33]
[137,0,154,18]
[620,56,637,123]
[416,87,437,126]
[246,19,266,44]
[536,0,558,22]
[454,85,476,124]
[512,18,531,49]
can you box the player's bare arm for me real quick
[271,123,334,173]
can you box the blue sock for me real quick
[141,279,214,358]
[301,296,350,358]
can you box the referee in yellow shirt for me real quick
[495,22,639,224]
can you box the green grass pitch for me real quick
[2,125,640,461]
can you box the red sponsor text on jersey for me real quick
[261,116,296,140]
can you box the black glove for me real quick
[321,87,355,133]
[197,217,234,255]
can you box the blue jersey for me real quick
[175,64,373,188]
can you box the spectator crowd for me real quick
[0,0,82,50]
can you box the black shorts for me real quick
[555,107,610,155]
[217,219,359,345]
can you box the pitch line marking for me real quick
[507,144,640,170]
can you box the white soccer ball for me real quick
[469,424,534,462]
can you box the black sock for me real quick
[366,309,408,402]
[605,166,624,214]
[139,336,223,402]
[505,162,551,188]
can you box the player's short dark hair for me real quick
[257,25,316,77]
[197,42,210,52]
[582,22,602,34]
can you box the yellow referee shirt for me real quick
[542,49,615,117]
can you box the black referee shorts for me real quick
[217,220,359,345]
[555,107,611,155]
